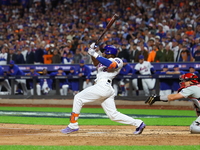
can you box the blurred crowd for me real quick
[0,0,200,65]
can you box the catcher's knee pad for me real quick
[190,121,200,134]
[191,99,200,117]
[70,112,79,123]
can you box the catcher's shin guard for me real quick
[145,94,160,105]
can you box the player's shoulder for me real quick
[143,61,150,64]
[109,57,123,64]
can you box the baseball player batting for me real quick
[132,55,156,96]
[145,73,200,133]
[61,43,146,134]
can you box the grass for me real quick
[0,116,195,126]
[0,145,200,150]
[0,106,196,116]
[0,106,196,126]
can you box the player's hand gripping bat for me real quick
[96,14,119,52]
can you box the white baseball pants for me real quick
[68,79,143,129]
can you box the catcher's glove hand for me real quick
[145,94,161,105]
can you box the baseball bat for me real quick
[96,14,119,51]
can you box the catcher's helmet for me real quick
[104,45,118,56]
[180,73,199,87]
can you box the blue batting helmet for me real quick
[103,45,118,56]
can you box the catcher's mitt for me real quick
[145,94,161,105]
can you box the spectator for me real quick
[6,48,17,64]
[164,45,174,62]
[154,43,166,62]
[118,44,130,62]
[80,48,91,64]
[170,39,180,62]
[178,45,194,62]
[129,42,139,63]
[14,50,25,64]
[193,44,200,61]
[61,51,73,64]
[0,65,11,95]
[0,46,8,65]
[73,48,82,64]
[50,67,69,96]
[78,60,92,90]
[52,49,61,64]
[185,24,195,36]
[135,44,149,62]
[7,60,28,95]
[34,44,44,64]
[191,37,200,57]
[21,46,28,62]
[25,66,41,95]
[26,47,35,64]
[147,45,158,62]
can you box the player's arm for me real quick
[88,44,118,70]
[167,93,184,101]
[145,92,185,105]
[91,56,99,66]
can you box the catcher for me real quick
[145,72,200,133]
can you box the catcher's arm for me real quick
[145,94,161,105]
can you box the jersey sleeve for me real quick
[112,58,123,69]
[179,87,194,98]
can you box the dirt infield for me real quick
[1,124,200,146]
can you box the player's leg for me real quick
[188,99,200,133]
[36,84,41,95]
[62,84,111,133]
[147,78,156,95]
[190,120,200,134]
[141,79,149,96]
[18,79,28,95]
[62,84,69,95]
[1,80,11,95]
[101,93,145,134]
[132,79,139,96]
[119,79,126,96]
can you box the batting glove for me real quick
[90,42,97,49]
[88,48,96,56]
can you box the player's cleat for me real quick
[61,127,79,134]
[134,122,146,134]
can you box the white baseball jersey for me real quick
[95,57,123,81]
[135,61,153,75]
[179,84,200,133]
[180,84,200,99]
[68,56,143,129]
